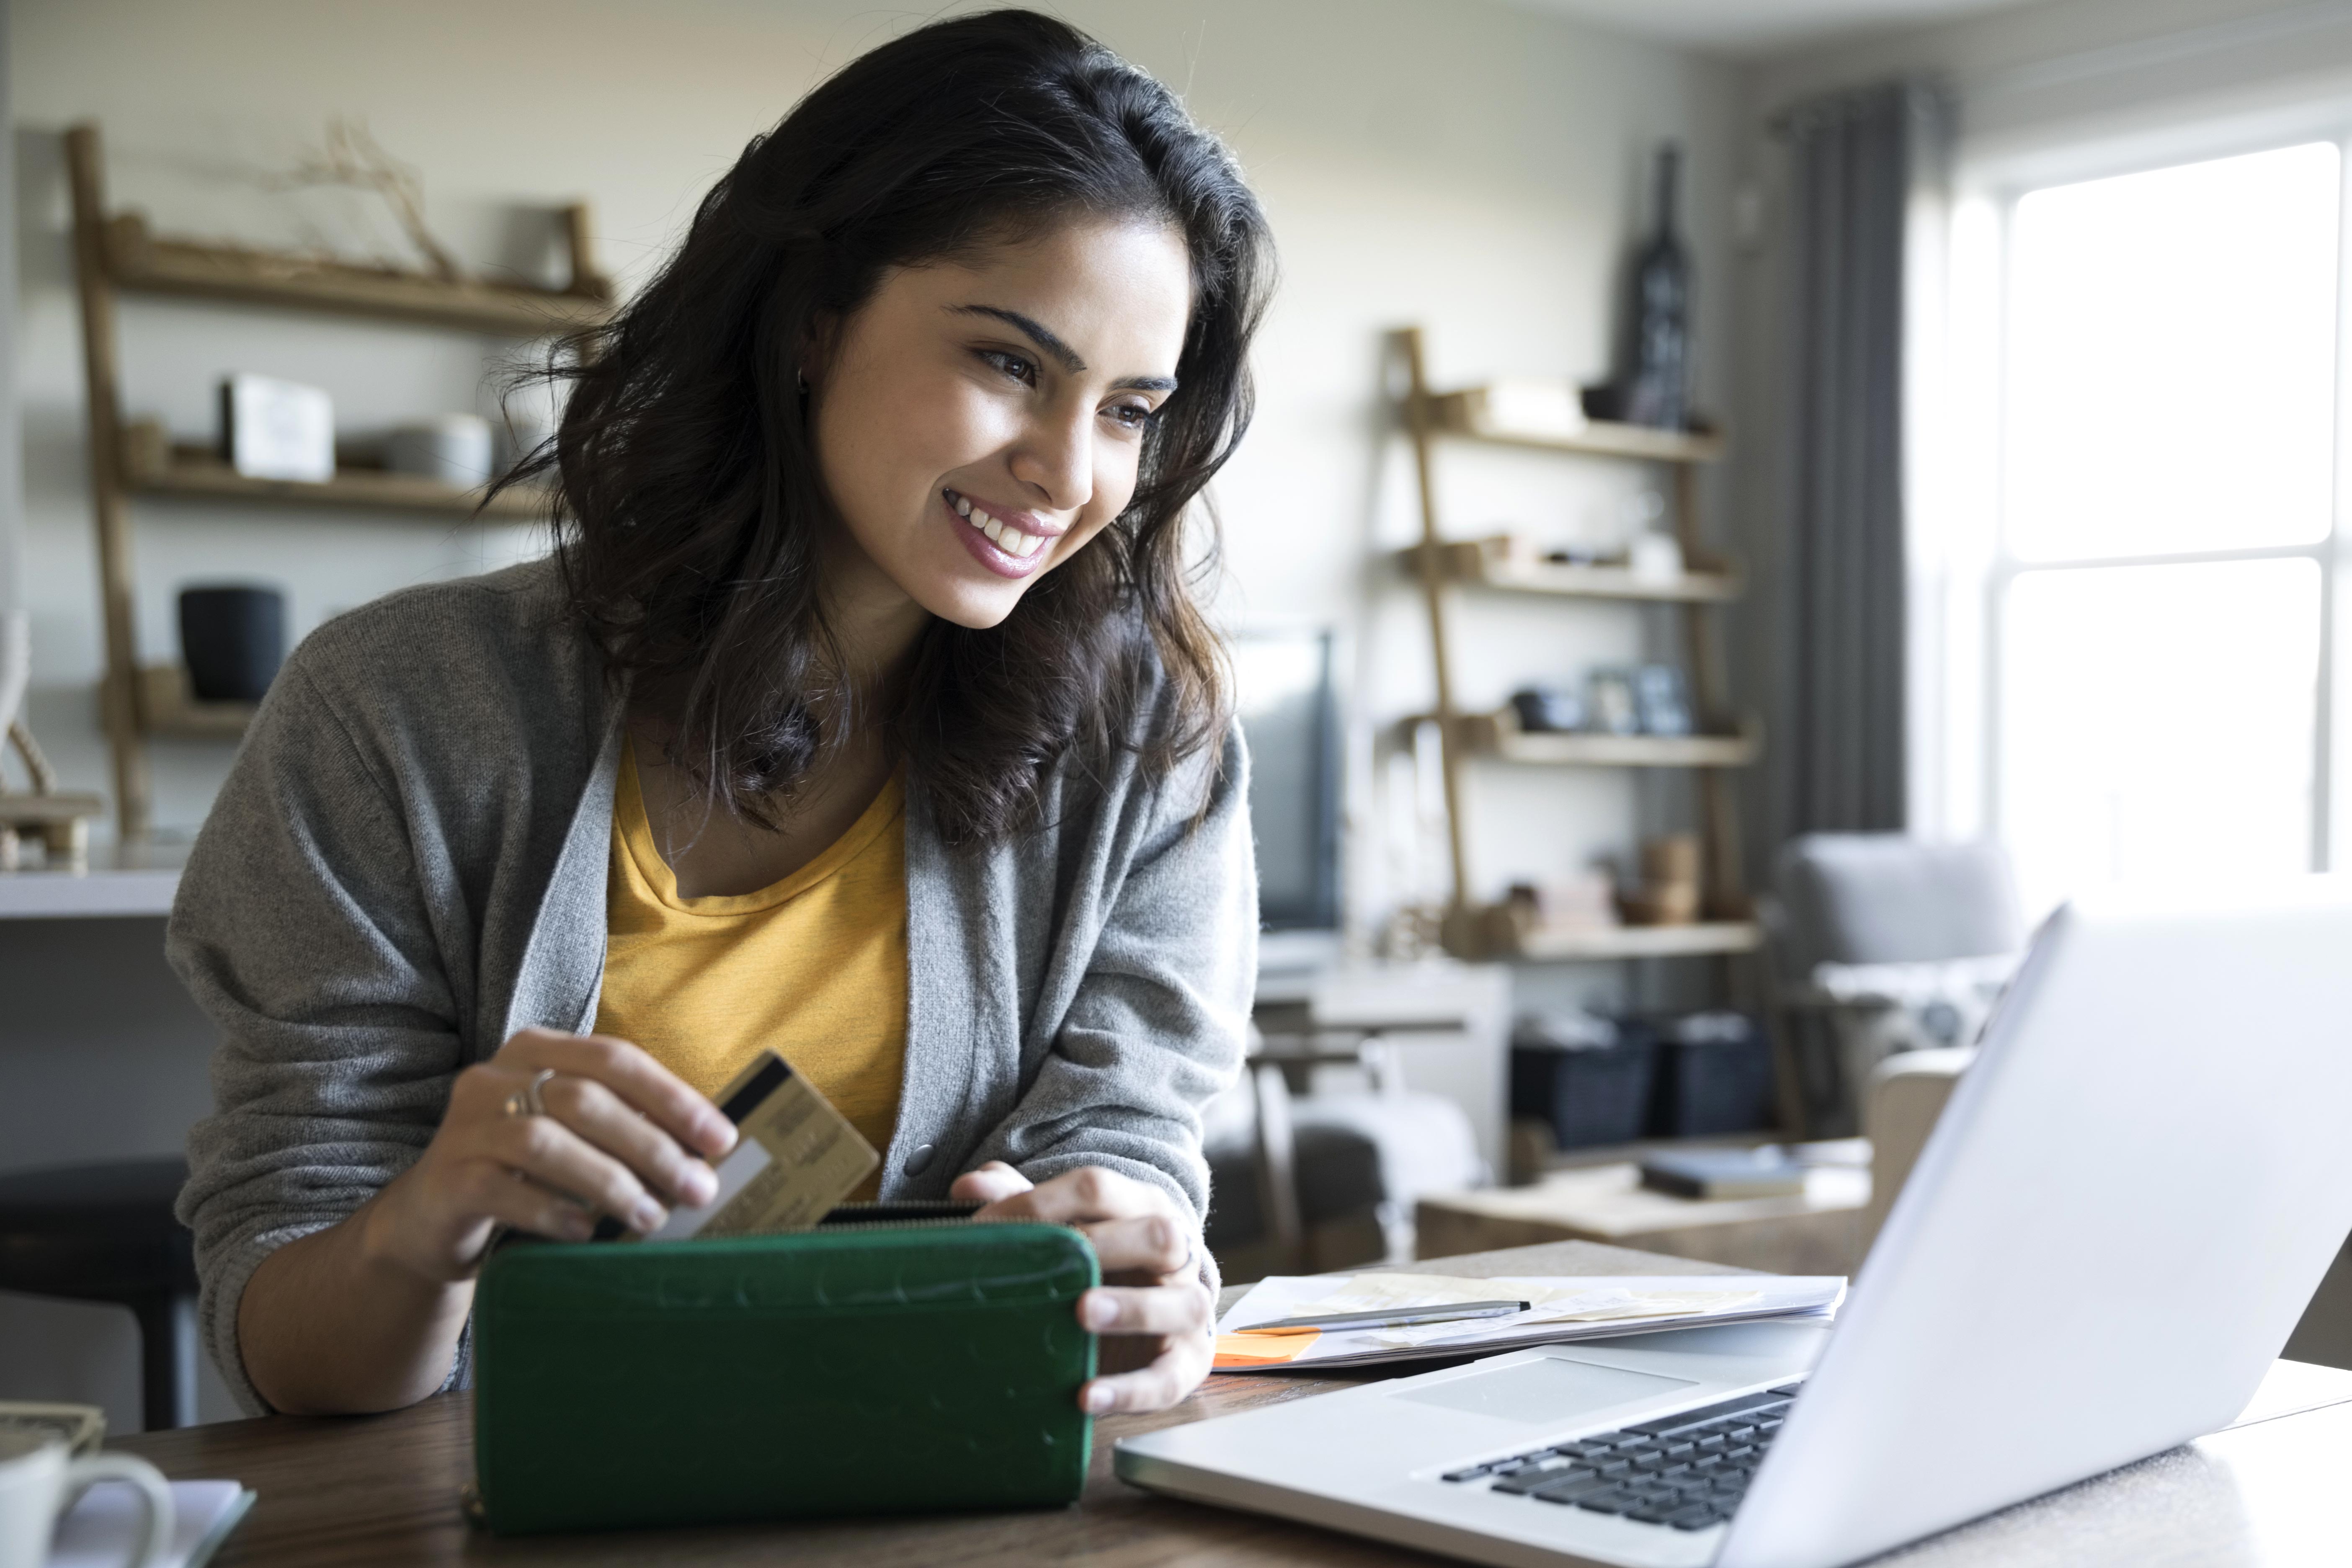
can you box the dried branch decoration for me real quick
[266,118,460,281]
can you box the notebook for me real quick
[1214,1272,1845,1370]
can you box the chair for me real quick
[1857,1047,1975,1256]
[1203,1002,1485,1282]
[1202,1080,1387,1280]
[1764,834,2024,1137]
[0,1158,200,1429]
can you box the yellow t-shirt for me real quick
[592,742,908,1196]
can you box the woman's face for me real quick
[810,216,1194,632]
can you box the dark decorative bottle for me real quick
[1619,144,1691,431]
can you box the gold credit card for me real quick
[641,1050,879,1241]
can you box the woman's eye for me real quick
[1104,402,1153,431]
[978,349,1037,387]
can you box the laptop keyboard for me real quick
[1439,1385,1803,1532]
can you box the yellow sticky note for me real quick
[1213,1330,1321,1368]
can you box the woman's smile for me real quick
[943,486,1062,576]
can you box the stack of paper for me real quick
[1214,1272,1844,1372]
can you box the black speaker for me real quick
[178,585,286,702]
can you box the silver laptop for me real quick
[1118,877,2352,1567]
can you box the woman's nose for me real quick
[1008,405,1094,513]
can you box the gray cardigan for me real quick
[169,560,1255,1414]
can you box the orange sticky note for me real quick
[1213,1329,1321,1368]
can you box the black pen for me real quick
[1241,1300,1531,1336]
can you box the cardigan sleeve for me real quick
[966,717,1257,1239]
[166,658,471,1416]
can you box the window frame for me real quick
[1923,117,2352,892]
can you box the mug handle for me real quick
[63,1453,175,1568]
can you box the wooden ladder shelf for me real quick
[1395,325,1759,964]
[65,121,612,838]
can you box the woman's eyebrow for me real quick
[949,303,1178,394]
[952,304,1086,373]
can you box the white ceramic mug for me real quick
[0,1431,173,1568]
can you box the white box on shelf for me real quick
[220,374,334,482]
[1456,377,1587,440]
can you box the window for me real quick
[1950,140,2343,917]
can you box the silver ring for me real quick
[503,1068,557,1119]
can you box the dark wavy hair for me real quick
[503,9,1272,845]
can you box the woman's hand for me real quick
[951,1162,1214,1415]
[363,1028,738,1284]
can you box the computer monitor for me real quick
[1232,629,1341,932]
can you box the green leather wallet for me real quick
[471,1221,1099,1534]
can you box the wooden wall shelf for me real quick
[68,119,611,833]
[103,212,610,337]
[1490,918,1765,961]
[134,665,255,740]
[1400,536,1743,603]
[1426,389,1724,464]
[122,425,546,521]
[1418,710,1762,768]
[1394,330,1758,981]
[0,792,108,824]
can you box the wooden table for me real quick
[1418,1164,1870,1277]
[112,1238,2352,1567]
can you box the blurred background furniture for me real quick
[1506,1006,1783,1183]
[1856,1045,1974,1255]
[63,121,610,841]
[1203,1052,1386,1282]
[0,614,103,867]
[1853,1044,2352,1372]
[0,1157,199,1429]
[1206,988,1491,1283]
[1764,833,2024,1137]
[1416,1140,1867,1275]
[1391,326,1761,970]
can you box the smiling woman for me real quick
[531,10,1266,850]
[167,9,1274,1429]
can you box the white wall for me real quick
[4,0,1741,1426]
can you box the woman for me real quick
[170,9,1271,1421]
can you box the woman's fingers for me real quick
[538,1074,720,1209]
[1081,1213,1194,1278]
[496,1029,736,1159]
[1078,1282,1212,1338]
[952,1164,1213,1415]
[451,1061,712,1218]
[950,1161,1034,1205]
[967,1164,1202,1280]
[454,1160,598,1243]
[1079,1329,1214,1415]
[486,1102,672,1233]
[979,1166,1162,1226]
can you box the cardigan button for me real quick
[903,1142,937,1177]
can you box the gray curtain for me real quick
[1770,80,1948,842]
[0,0,23,744]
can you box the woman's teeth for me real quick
[949,492,1047,559]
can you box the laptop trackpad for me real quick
[1392,1358,1698,1424]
